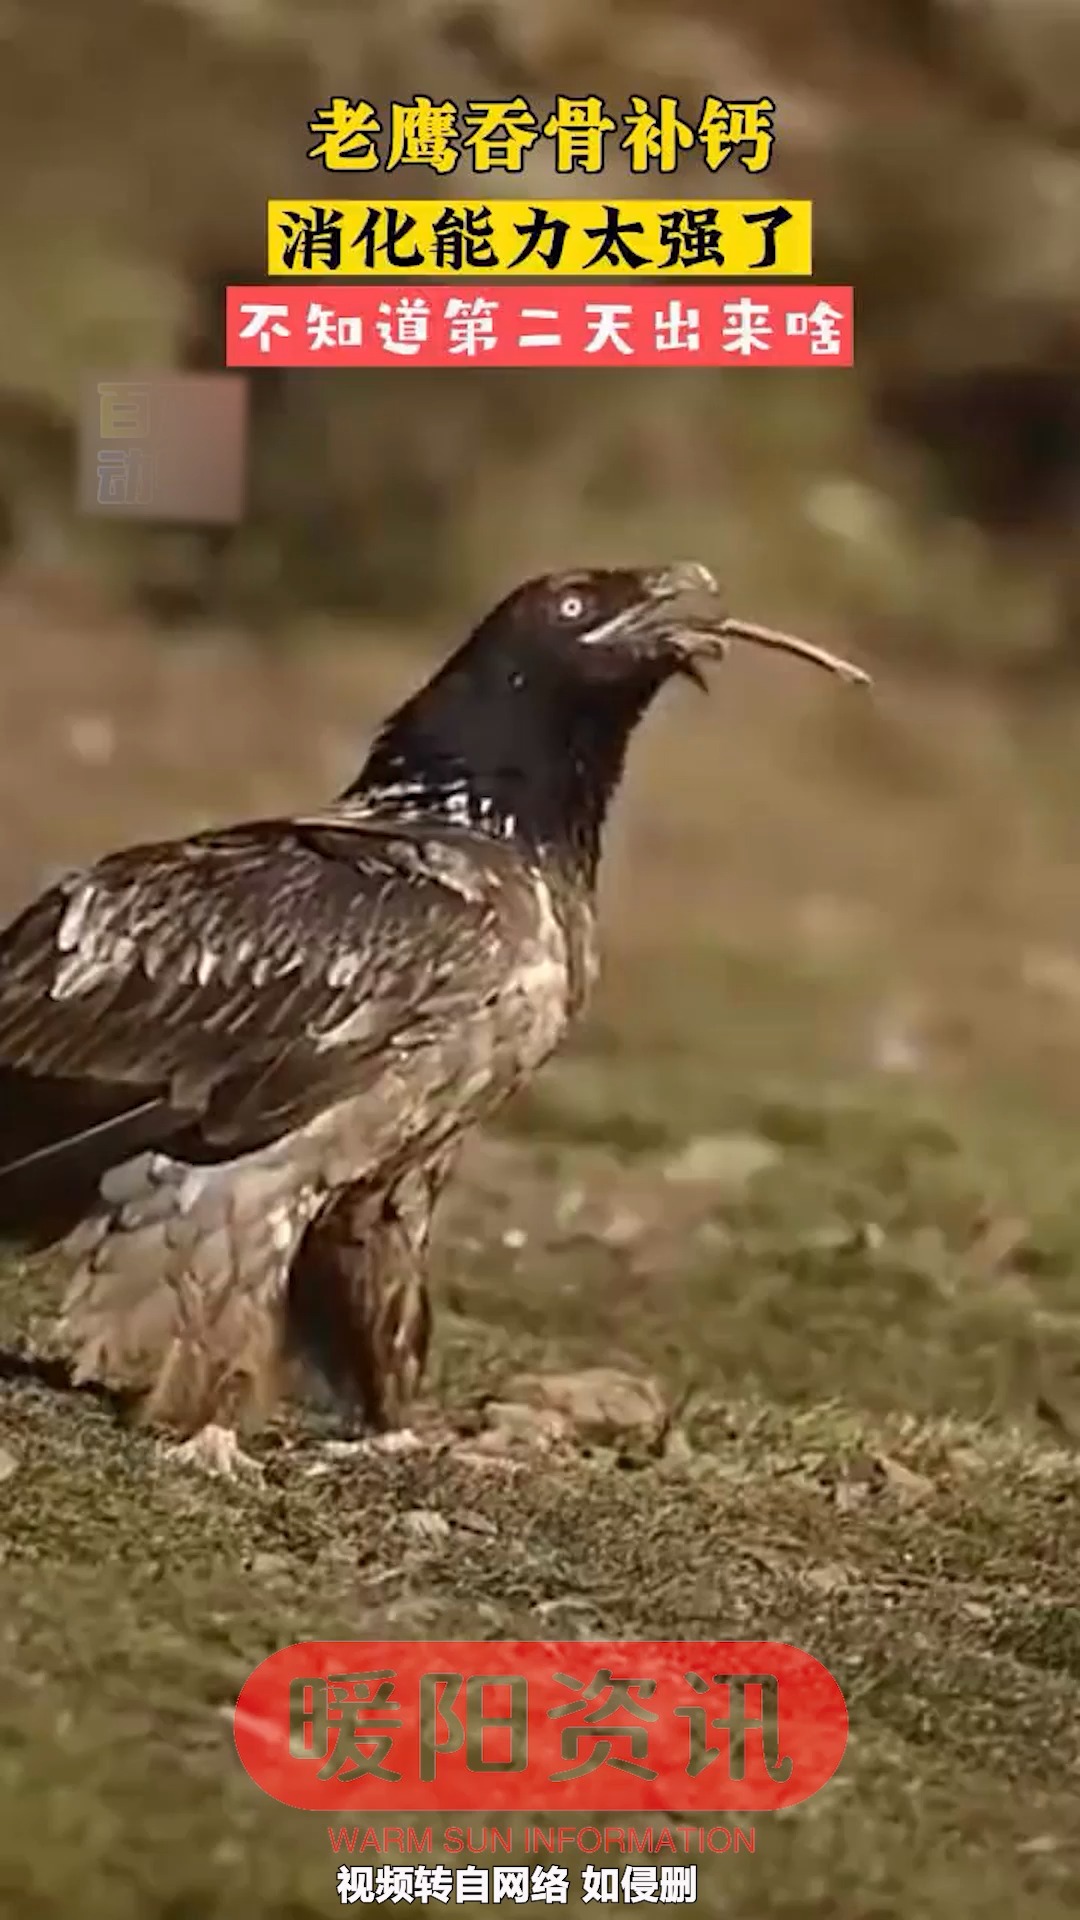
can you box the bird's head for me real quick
[353,562,869,877]
[473,562,871,697]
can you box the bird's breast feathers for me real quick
[496,868,586,1079]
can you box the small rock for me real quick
[478,1401,570,1450]
[801,1562,853,1596]
[831,1472,872,1513]
[961,1599,994,1622]
[659,1426,694,1466]
[832,1451,934,1509]
[454,1508,499,1536]
[874,1453,935,1503]
[247,1550,289,1578]
[506,1367,668,1445]
[450,1445,526,1475]
[322,1429,425,1460]
[0,1446,17,1485]
[501,1227,528,1251]
[663,1132,780,1192]
[402,1507,452,1547]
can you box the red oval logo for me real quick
[234,1640,847,1812]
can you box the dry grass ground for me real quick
[2,0,1079,1909]
[3,587,1080,1917]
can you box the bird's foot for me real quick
[160,1423,264,1479]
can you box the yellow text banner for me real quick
[267,199,811,278]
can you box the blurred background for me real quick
[4,3,1080,1917]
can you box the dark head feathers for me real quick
[350,564,869,878]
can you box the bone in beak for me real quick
[647,563,872,687]
[674,613,871,687]
[717,617,872,686]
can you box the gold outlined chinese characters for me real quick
[306,94,776,175]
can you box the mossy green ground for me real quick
[4,1089,1080,1919]
[4,605,1080,1915]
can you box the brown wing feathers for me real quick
[0,820,503,1246]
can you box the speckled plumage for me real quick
[0,563,762,1459]
[2,817,591,1430]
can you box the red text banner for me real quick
[225,284,853,368]
[233,1639,848,1813]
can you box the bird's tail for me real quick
[42,1139,326,1435]
[0,1072,175,1251]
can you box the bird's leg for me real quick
[159,1422,264,1478]
[287,1149,457,1441]
[287,1186,431,1432]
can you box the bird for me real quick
[0,563,868,1472]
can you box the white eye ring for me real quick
[559,591,585,621]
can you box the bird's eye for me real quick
[558,591,586,621]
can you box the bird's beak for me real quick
[640,561,873,692]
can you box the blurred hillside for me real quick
[1,0,1079,667]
